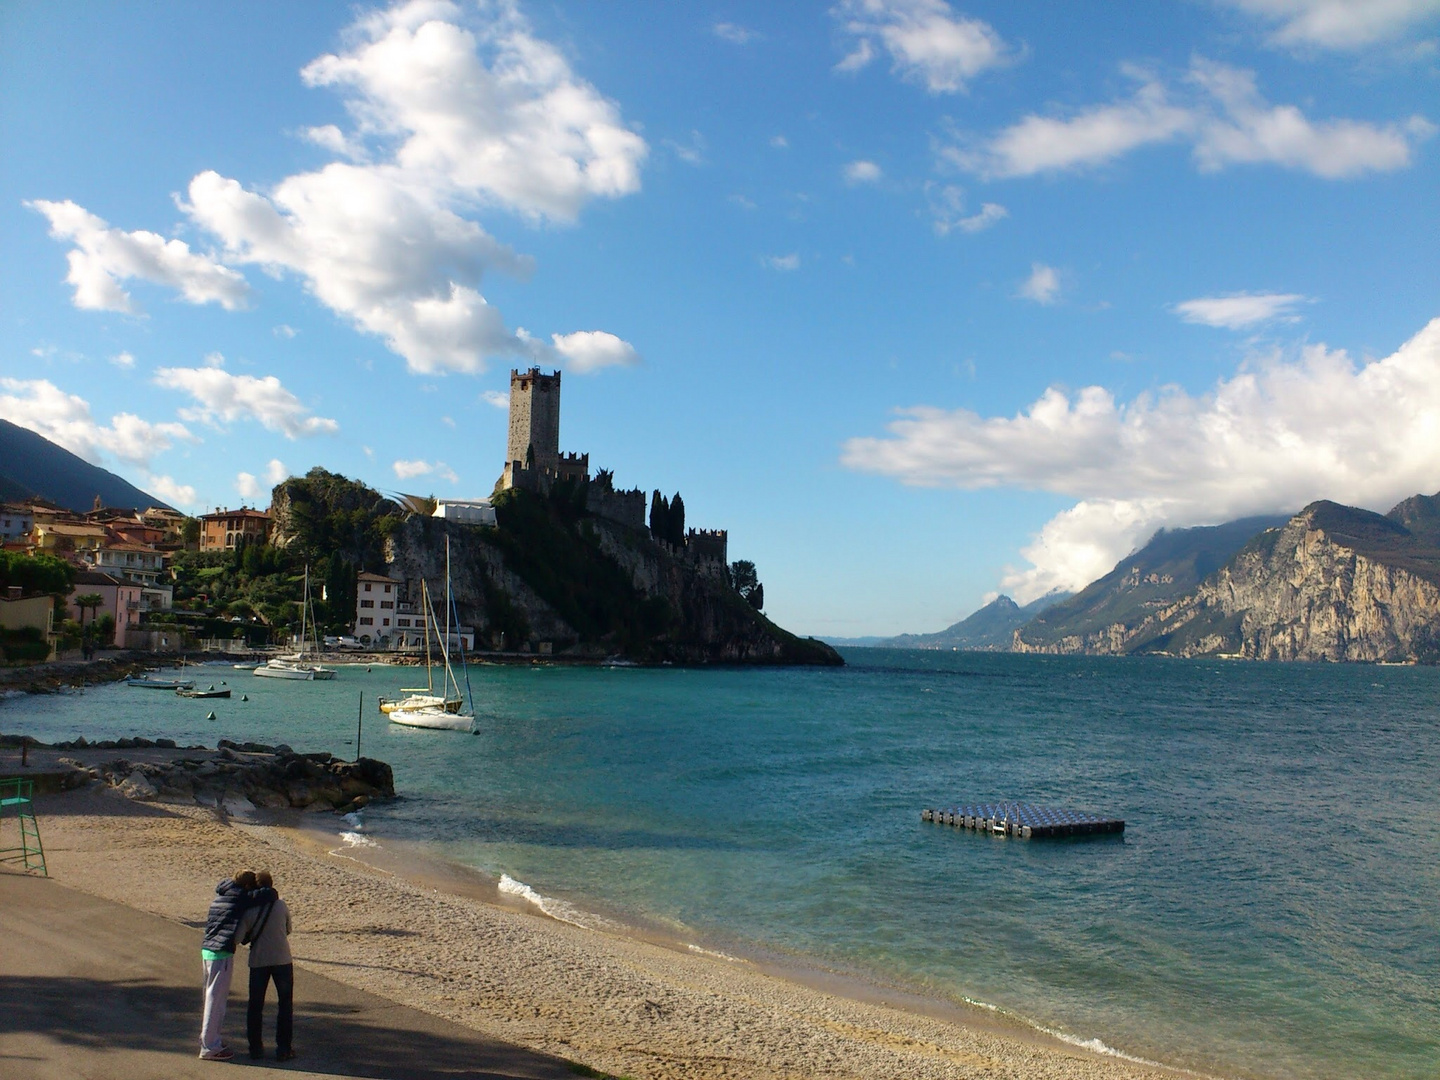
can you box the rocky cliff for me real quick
[383,489,840,666]
[1014,499,1440,661]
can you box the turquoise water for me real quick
[8,651,1439,1079]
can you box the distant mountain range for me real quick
[841,495,1440,663]
[0,419,171,513]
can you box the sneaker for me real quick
[199,1046,235,1061]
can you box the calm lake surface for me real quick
[9,649,1439,1079]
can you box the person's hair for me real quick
[256,870,273,889]
[234,870,258,891]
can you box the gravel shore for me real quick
[30,786,1186,1080]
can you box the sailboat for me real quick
[376,579,462,715]
[254,565,337,681]
[388,537,474,732]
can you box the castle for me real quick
[495,367,726,569]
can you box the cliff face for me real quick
[1013,501,1440,662]
[383,493,841,666]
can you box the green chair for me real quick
[0,778,47,876]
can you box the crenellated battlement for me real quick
[686,527,728,565]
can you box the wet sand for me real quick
[25,785,1190,1080]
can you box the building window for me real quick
[383,584,392,593]
[381,618,390,627]
[364,583,372,592]
[360,599,374,608]
[359,617,373,626]
[397,619,411,628]
[379,600,393,609]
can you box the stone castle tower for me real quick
[507,367,561,470]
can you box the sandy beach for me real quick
[6,780,1195,1080]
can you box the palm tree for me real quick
[74,593,103,650]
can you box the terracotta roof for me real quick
[357,571,397,582]
[42,522,107,537]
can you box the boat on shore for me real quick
[254,566,336,681]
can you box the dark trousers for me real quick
[247,963,293,1054]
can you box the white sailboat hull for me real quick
[388,706,474,732]
[254,661,336,680]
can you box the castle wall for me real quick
[587,487,647,530]
[687,528,728,566]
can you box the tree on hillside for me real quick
[730,560,764,610]
[669,493,685,545]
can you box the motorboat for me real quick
[127,676,196,690]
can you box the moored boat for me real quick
[127,676,196,690]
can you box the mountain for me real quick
[1014,516,1288,654]
[1014,496,1440,662]
[878,592,1068,650]
[0,419,171,513]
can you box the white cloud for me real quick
[770,135,789,149]
[302,124,367,159]
[1218,0,1440,50]
[833,0,1009,93]
[549,330,640,374]
[236,472,262,500]
[926,184,1006,235]
[0,378,193,469]
[481,388,509,408]
[110,351,136,369]
[145,473,198,508]
[728,193,757,210]
[170,0,646,376]
[154,363,339,438]
[1174,291,1310,329]
[842,316,1440,600]
[265,459,289,485]
[843,159,883,184]
[27,199,251,314]
[1018,263,1060,304]
[713,22,760,44]
[665,130,707,166]
[764,253,800,271]
[393,458,459,483]
[949,59,1430,179]
[273,324,298,339]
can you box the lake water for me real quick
[8,650,1439,1080]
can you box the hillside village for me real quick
[0,368,776,663]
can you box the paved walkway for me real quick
[0,871,579,1080]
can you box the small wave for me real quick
[338,831,376,848]
[686,943,746,962]
[342,811,364,830]
[497,874,622,932]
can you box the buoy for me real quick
[366,666,372,673]
[207,685,215,691]
[241,694,249,702]
[206,711,217,720]
[221,680,227,686]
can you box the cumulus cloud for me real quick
[121,0,647,376]
[842,316,1440,600]
[154,363,338,438]
[843,159,883,184]
[0,378,193,469]
[548,330,640,374]
[393,458,459,483]
[948,59,1431,179]
[833,0,1009,92]
[480,388,509,408]
[236,472,263,500]
[1018,263,1060,304]
[273,324,298,339]
[146,474,198,508]
[27,199,250,314]
[926,184,1006,235]
[764,253,800,271]
[1218,0,1440,50]
[110,351,136,369]
[265,458,289,485]
[1174,291,1310,328]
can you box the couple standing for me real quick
[199,869,295,1062]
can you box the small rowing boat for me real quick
[127,677,196,690]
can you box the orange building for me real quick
[199,508,272,552]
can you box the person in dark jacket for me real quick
[238,869,294,1061]
[199,870,274,1061]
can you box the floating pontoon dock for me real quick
[922,803,1124,839]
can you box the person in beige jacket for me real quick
[237,870,294,1061]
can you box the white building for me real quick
[432,499,496,526]
[354,571,399,643]
[0,503,34,541]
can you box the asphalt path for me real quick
[0,871,580,1080]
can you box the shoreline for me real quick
[23,782,1200,1080]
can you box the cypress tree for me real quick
[649,490,666,538]
[670,493,685,546]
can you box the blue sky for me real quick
[3,0,1438,636]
